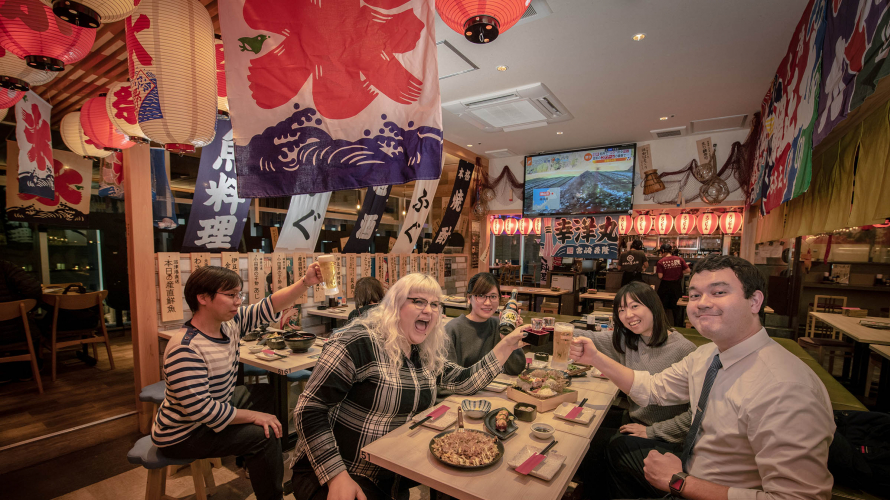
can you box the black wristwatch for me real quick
[669,472,689,496]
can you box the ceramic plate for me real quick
[429,429,504,470]
[553,402,596,424]
[507,445,566,480]
[483,408,518,440]
[410,405,457,431]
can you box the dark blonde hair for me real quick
[354,277,385,308]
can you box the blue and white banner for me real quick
[342,185,391,253]
[274,192,332,252]
[427,159,474,254]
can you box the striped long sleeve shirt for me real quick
[151,297,279,447]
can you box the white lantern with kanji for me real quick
[720,211,743,234]
[504,217,519,235]
[490,218,504,235]
[533,218,542,235]
[698,212,719,235]
[676,212,696,235]
[60,111,111,158]
[105,80,148,142]
[656,213,674,235]
[635,214,654,235]
[617,215,632,235]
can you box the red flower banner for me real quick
[14,91,53,198]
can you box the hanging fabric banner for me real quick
[342,185,392,253]
[183,119,250,250]
[427,159,475,253]
[391,177,440,254]
[6,142,91,227]
[217,0,443,197]
[15,91,54,199]
[98,151,125,199]
[538,216,619,260]
[151,148,178,229]
[275,192,332,252]
[753,0,826,214]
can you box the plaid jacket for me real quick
[292,324,502,490]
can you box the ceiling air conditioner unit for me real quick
[443,83,573,133]
[650,126,687,139]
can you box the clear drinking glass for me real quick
[316,255,339,295]
[552,322,573,369]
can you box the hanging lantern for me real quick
[128,0,217,153]
[60,111,111,158]
[0,0,95,71]
[0,86,22,108]
[656,213,674,235]
[81,94,134,151]
[698,211,719,235]
[642,169,666,195]
[720,211,744,234]
[533,218,542,234]
[105,80,148,143]
[518,217,540,235]
[617,215,632,235]
[503,217,519,235]
[490,218,504,235]
[0,47,54,90]
[635,214,654,235]
[676,212,696,235]
[41,0,138,28]
[215,36,228,115]
[436,0,530,44]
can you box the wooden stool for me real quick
[127,435,216,500]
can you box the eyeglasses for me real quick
[219,291,247,302]
[407,297,441,312]
[472,294,499,304]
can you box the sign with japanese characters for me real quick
[400,254,410,278]
[470,221,479,268]
[428,159,475,253]
[539,216,619,260]
[391,178,440,254]
[275,192,332,252]
[157,252,183,322]
[388,254,398,285]
[6,143,92,227]
[411,255,420,274]
[346,254,357,299]
[293,253,307,304]
[182,119,250,250]
[190,253,211,271]
[334,254,343,299]
[271,252,288,292]
[361,253,373,279]
[15,92,54,199]
[376,253,388,286]
[696,137,713,165]
[343,185,391,253]
[438,255,446,281]
[638,144,652,176]
[248,252,265,304]
[221,252,241,272]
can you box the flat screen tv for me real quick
[522,143,636,217]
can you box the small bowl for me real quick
[460,399,491,419]
[242,331,259,341]
[513,403,537,422]
[248,345,263,353]
[284,332,317,352]
[534,352,550,362]
[266,338,286,350]
[531,423,555,440]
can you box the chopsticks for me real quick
[409,405,449,430]
[515,440,558,475]
[488,379,513,386]
[565,398,588,420]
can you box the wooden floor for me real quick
[0,332,135,448]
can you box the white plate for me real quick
[254,352,279,361]
[274,349,292,356]
[507,445,566,481]
[483,383,509,393]
[553,402,595,424]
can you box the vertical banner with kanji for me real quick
[275,192,332,252]
[151,148,178,229]
[293,253,307,304]
[361,253,372,279]
[15,91,54,199]
[157,252,183,322]
[376,253,387,285]
[427,159,475,253]
[400,254,410,278]
[248,253,265,304]
[391,177,439,254]
[6,144,91,226]
[217,0,444,197]
[221,252,241,272]
[539,216,619,259]
[183,119,250,250]
[470,221,479,268]
[343,185,391,253]
[191,253,211,271]
[271,252,288,292]
[346,254,357,298]
[421,254,429,274]
[436,254,445,283]
[389,255,398,285]
[411,254,420,273]
[334,254,343,300]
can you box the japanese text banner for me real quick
[343,185,391,253]
[217,0,443,197]
[98,151,125,199]
[15,91,54,199]
[391,177,439,254]
[538,216,619,260]
[275,192,332,252]
[427,159,474,253]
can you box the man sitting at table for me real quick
[151,263,323,500]
[571,255,835,499]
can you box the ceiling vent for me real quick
[437,40,478,80]
[443,82,573,133]
[485,148,519,158]
[515,0,553,27]
[650,126,687,139]
[690,114,748,134]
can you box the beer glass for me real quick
[552,322,574,369]
[316,255,339,295]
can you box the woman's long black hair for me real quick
[612,281,671,354]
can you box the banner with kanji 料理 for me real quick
[427,159,474,253]
[15,91,54,199]
[342,185,391,253]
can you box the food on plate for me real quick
[515,369,570,399]
[431,431,500,467]
[495,409,510,431]
[516,405,535,412]
[566,363,591,377]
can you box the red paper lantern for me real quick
[720,211,744,234]
[503,217,519,235]
[698,212,719,235]
[490,218,504,235]
[0,86,22,108]
[518,217,536,235]
[617,215,632,235]
[635,214,654,235]
[533,218,541,234]
[0,0,95,71]
[656,213,674,235]
[436,0,530,44]
[81,95,135,151]
[675,213,696,235]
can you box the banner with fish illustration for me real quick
[537,216,619,260]
[752,0,826,214]
[343,185,392,253]
[391,177,439,254]
[98,151,125,199]
[274,192,332,252]
[182,119,250,250]
[6,141,91,227]
[15,92,54,199]
[151,148,178,229]
[217,0,443,197]
[427,159,473,254]
[814,0,890,147]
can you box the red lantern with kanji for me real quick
[518,217,538,235]
[503,217,519,235]
[436,0,530,44]
[656,213,674,235]
[81,95,135,151]
[490,218,504,235]
[635,214,654,235]
[720,211,743,234]
[676,212,696,235]
[0,0,95,71]
[617,215,632,235]
[533,218,542,234]
[698,212,719,235]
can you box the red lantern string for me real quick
[676,212,696,235]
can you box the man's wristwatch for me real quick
[669,472,689,496]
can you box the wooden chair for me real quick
[42,290,115,381]
[500,265,520,286]
[799,295,853,374]
[520,274,536,287]
[865,352,882,398]
[806,295,847,339]
[44,282,83,290]
[0,299,43,394]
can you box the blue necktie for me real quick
[679,354,722,472]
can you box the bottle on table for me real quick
[498,289,521,336]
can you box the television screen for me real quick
[522,144,635,217]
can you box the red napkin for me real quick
[565,406,584,420]
[427,405,449,420]
[516,452,547,475]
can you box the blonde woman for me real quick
[292,273,527,500]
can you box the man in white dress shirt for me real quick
[571,254,835,499]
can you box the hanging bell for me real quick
[642,169,666,195]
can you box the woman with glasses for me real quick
[292,273,527,500]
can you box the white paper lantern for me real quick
[127,0,216,153]
[215,37,227,114]
[42,0,138,27]
[105,80,148,141]
[0,49,55,91]
[60,111,111,158]
[0,107,7,122]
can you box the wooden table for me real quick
[505,287,572,313]
[305,304,355,332]
[870,345,890,412]
[809,312,890,394]
[442,296,469,316]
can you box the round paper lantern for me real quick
[533,218,541,234]
[617,215,632,235]
[518,217,539,235]
[720,211,744,234]
[503,217,519,235]
[60,111,111,158]
[697,212,719,235]
[128,0,217,153]
[634,214,654,235]
[215,36,227,114]
[656,213,674,235]
[81,94,134,150]
[436,0,531,44]
[0,0,95,71]
[0,47,55,90]
[490,218,504,235]
[0,86,23,107]
[41,0,138,28]
[676,212,696,235]
[105,80,148,142]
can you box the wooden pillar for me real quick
[123,143,161,434]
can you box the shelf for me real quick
[803,283,890,292]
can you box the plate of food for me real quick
[483,408,518,440]
[429,429,504,469]
[566,363,592,377]
[514,369,572,399]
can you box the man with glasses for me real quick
[152,264,323,500]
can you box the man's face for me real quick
[687,268,762,344]
[197,287,243,323]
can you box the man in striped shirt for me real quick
[152,263,323,500]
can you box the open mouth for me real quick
[415,319,429,333]
[628,319,641,327]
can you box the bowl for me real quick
[534,352,550,362]
[248,345,263,353]
[513,403,537,422]
[284,332,316,352]
[242,330,260,341]
[460,399,491,419]
[531,423,555,440]
[266,338,286,350]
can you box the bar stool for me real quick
[127,435,214,500]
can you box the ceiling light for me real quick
[659,116,669,121]
[467,144,473,147]
[497,65,508,72]
[633,33,646,41]
[556,131,563,135]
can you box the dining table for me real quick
[808,312,890,394]
[505,286,573,313]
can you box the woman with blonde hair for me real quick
[292,273,527,500]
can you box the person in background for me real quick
[347,277,385,322]
[656,243,690,327]
[618,239,648,286]
[0,260,42,383]
[152,263,324,500]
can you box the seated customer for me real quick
[292,273,527,500]
[347,276,385,322]
[152,263,323,500]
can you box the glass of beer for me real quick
[551,322,574,369]
[316,255,339,295]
